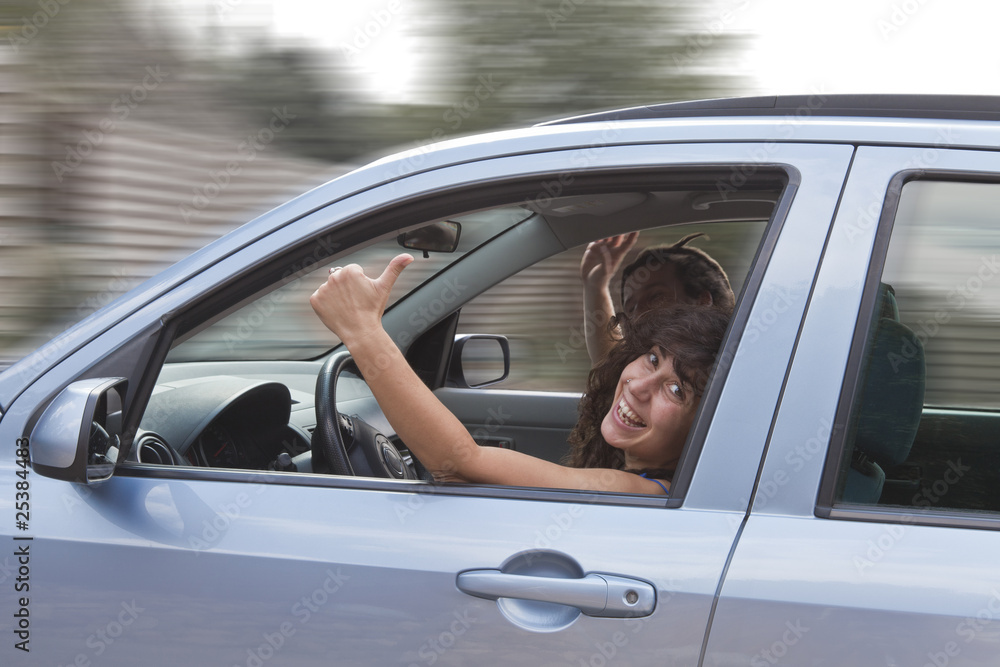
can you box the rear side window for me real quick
[836,179,1000,514]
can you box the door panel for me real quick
[707,146,1000,665]
[705,516,1000,667]
[436,388,580,462]
[25,472,742,666]
[1,141,857,666]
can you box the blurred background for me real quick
[0,0,754,367]
[3,0,999,387]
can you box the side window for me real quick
[837,179,1000,513]
[130,171,786,500]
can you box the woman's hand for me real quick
[310,253,414,346]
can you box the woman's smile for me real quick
[615,396,647,429]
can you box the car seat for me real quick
[841,284,926,504]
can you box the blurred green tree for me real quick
[202,45,373,161]
[8,0,749,161]
[201,0,752,160]
[409,0,750,129]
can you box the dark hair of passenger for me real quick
[564,305,728,479]
[620,232,736,315]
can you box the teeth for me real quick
[617,398,646,428]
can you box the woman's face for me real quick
[600,349,700,471]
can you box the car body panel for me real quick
[704,144,1000,666]
[704,515,1000,667]
[21,468,745,666]
[4,99,1000,665]
[0,138,829,666]
[683,144,854,512]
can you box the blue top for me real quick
[639,472,670,497]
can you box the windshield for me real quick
[167,205,534,362]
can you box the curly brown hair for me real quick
[564,305,729,478]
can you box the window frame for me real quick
[816,168,1000,530]
[115,162,798,509]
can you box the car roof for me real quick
[539,94,1000,125]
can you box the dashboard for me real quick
[131,361,396,473]
[134,375,310,469]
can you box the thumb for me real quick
[377,253,414,291]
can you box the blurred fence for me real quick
[0,47,53,361]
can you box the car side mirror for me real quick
[30,377,128,484]
[447,335,510,388]
[397,221,462,258]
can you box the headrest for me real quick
[879,283,899,320]
[851,285,925,468]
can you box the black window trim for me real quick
[541,94,1000,125]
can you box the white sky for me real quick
[729,0,1000,97]
[170,0,1000,101]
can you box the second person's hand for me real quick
[580,232,640,287]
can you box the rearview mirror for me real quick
[397,221,462,257]
[30,377,128,484]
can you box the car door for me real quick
[704,142,1000,666]
[1,138,853,666]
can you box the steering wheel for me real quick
[312,350,416,479]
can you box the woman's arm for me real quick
[580,233,638,365]
[345,328,665,493]
[310,254,668,495]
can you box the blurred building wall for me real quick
[0,47,350,366]
[0,48,53,360]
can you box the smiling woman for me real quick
[566,306,729,483]
[310,257,729,495]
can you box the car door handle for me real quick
[456,570,655,618]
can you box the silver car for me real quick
[3,94,1000,666]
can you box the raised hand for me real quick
[310,253,414,345]
[580,232,639,287]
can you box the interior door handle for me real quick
[457,570,655,618]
